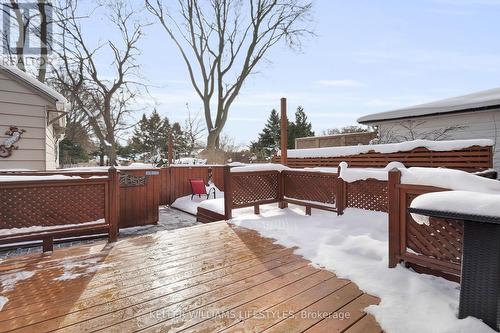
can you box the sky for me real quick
[86,0,500,147]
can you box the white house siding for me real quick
[45,121,60,169]
[375,109,500,171]
[0,71,52,170]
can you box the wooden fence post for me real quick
[108,166,120,242]
[388,168,401,268]
[168,132,173,165]
[223,165,232,220]
[280,97,288,166]
[278,171,288,209]
[336,165,345,215]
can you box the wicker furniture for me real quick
[408,207,500,332]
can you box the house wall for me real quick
[0,71,55,170]
[373,109,500,171]
[295,132,377,149]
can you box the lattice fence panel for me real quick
[283,171,337,205]
[232,172,279,207]
[0,183,106,229]
[405,193,463,265]
[346,179,388,212]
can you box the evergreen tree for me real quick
[250,106,315,158]
[59,138,89,166]
[171,122,189,158]
[130,110,169,163]
[251,109,281,159]
[288,106,314,148]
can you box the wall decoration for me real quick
[0,126,26,158]
[119,173,146,187]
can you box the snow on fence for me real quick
[0,169,120,251]
[273,139,493,172]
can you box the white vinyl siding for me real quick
[375,109,500,171]
[0,70,59,170]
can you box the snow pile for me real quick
[410,191,500,225]
[280,139,493,158]
[124,162,158,169]
[198,198,225,215]
[303,166,339,174]
[230,205,494,333]
[227,162,245,167]
[174,157,207,165]
[401,167,500,193]
[230,163,289,173]
[0,270,35,311]
[0,219,105,236]
[339,161,405,182]
[171,184,223,215]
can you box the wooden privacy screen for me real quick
[160,166,225,205]
[274,145,492,171]
[119,169,160,228]
[388,170,462,281]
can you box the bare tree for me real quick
[183,103,205,156]
[375,120,468,144]
[145,0,314,158]
[51,0,146,165]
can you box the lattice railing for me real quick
[388,170,463,281]
[231,171,280,208]
[405,192,463,266]
[346,179,388,212]
[0,179,108,229]
[283,170,337,208]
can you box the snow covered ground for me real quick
[229,204,495,333]
[171,185,223,215]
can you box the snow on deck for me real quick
[230,205,495,333]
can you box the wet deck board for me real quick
[0,221,381,332]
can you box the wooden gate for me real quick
[119,168,160,228]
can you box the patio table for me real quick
[408,207,500,332]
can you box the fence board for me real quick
[119,169,160,228]
[273,146,492,171]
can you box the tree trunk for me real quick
[206,131,219,152]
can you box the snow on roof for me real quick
[0,63,69,109]
[280,139,493,159]
[358,87,500,124]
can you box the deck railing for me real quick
[387,169,462,281]
[0,168,120,250]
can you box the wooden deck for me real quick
[0,222,382,333]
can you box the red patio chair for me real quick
[189,178,216,200]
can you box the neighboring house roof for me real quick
[358,87,500,124]
[0,63,68,110]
